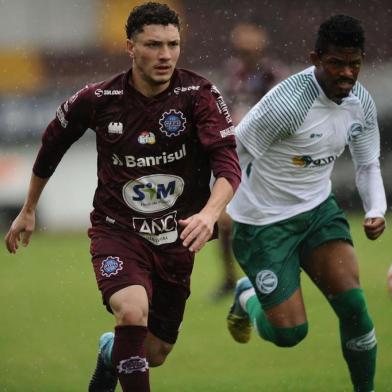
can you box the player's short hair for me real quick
[315,15,365,56]
[125,2,180,39]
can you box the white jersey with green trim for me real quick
[227,66,380,225]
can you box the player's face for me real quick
[311,45,363,103]
[127,24,180,93]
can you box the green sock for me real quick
[245,296,308,347]
[330,288,377,392]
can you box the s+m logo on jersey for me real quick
[132,181,175,201]
[123,174,184,213]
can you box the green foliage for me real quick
[0,214,391,391]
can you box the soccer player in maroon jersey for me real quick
[4,3,241,391]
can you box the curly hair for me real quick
[315,15,365,55]
[125,2,180,39]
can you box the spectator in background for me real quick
[212,22,289,301]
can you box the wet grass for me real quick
[0,213,391,391]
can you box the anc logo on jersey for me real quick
[100,256,123,277]
[292,154,337,168]
[159,109,186,137]
[132,211,178,245]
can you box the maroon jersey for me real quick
[33,68,241,248]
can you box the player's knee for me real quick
[147,342,172,367]
[115,302,148,326]
[273,322,308,347]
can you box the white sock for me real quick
[239,288,256,312]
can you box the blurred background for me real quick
[0,0,391,231]
[1,2,392,391]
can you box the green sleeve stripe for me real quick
[237,71,319,158]
[350,82,380,164]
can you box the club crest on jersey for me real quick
[138,131,156,145]
[100,256,123,277]
[348,123,363,141]
[159,109,186,137]
[255,270,278,294]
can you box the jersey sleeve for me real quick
[33,85,94,178]
[193,83,241,192]
[355,160,387,218]
[349,87,380,165]
[236,73,319,160]
[235,88,293,160]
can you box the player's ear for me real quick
[310,51,321,67]
[126,39,135,59]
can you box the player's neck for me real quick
[130,71,170,98]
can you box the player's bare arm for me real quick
[4,173,48,254]
[179,177,234,252]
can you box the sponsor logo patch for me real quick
[173,85,200,95]
[123,174,184,213]
[310,133,322,139]
[255,270,278,294]
[108,122,123,134]
[95,89,123,97]
[292,154,338,168]
[117,356,149,374]
[137,131,156,145]
[68,85,88,104]
[100,256,123,277]
[133,211,178,245]
[112,144,186,168]
[159,109,186,137]
[210,85,222,95]
[211,85,232,124]
[346,328,377,352]
[220,126,235,138]
[56,105,68,128]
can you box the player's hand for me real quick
[4,209,36,254]
[179,212,215,253]
[363,217,386,240]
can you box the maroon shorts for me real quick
[88,226,195,344]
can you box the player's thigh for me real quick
[89,227,154,313]
[232,219,306,322]
[148,249,194,347]
[300,197,359,296]
[303,239,360,296]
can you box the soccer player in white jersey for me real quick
[226,15,386,392]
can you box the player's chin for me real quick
[334,84,354,98]
[334,90,351,100]
[151,76,172,85]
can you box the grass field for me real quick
[1,213,391,391]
